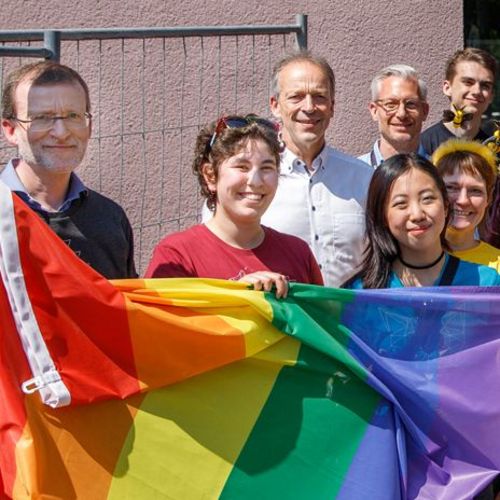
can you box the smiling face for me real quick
[204,138,279,226]
[443,167,489,236]
[369,76,428,152]
[443,61,495,116]
[1,79,91,175]
[270,60,334,160]
[385,167,447,260]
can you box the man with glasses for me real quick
[1,61,137,279]
[260,51,373,287]
[358,64,429,168]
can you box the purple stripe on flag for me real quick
[336,399,402,500]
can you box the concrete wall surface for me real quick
[0,1,463,273]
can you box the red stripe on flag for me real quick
[13,195,141,404]
[0,277,32,497]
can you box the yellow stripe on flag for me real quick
[108,336,301,499]
[115,278,274,321]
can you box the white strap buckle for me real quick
[22,369,62,394]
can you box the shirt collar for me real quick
[281,145,328,174]
[0,158,88,212]
[372,141,429,168]
[372,140,384,167]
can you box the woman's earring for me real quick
[278,129,286,152]
[208,189,217,211]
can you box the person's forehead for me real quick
[391,169,436,193]
[378,76,419,97]
[452,61,494,82]
[15,78,87,109]
[230,137,274,157]
[443,166,486,185]
[279,61,330,88]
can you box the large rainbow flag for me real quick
[0,180,499,499]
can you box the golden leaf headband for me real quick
[432,139,498,176]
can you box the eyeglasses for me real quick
[208,114,279,150]
[374,99,423,115]
[10,112,92,132]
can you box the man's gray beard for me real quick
[19,149,82,175]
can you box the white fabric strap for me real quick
[0,180,71,408]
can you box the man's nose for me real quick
[303,94,314,112]
[395,101,408,119]
[470,82,482,95]
[49,117,71,137]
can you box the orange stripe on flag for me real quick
[13,393,145,499]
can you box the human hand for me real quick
[238,271,289,298]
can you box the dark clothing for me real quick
[19,189,137,279]
[482,175,500,249]
[420,120,489,156]
[1,160,137,279]
[473,482,495,500]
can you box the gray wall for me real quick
[0,0,463,272]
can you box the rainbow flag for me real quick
[0,181,499,499]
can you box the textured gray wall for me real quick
[0,0,463,272]
[0,0,464,152]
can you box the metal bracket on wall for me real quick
[0,14,307,63]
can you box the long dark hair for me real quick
[352,153,450,289]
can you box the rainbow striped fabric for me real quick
[0,183,499,499]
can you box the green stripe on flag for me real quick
[220,343,381,498]
[267,285,370,382]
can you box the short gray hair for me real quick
[270,50,335,99]
[370,64,427,101]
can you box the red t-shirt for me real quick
[145,224,323,285]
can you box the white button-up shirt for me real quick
[261,146,373,287]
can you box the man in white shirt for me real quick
[261,52,373,287]
[358,65,429,169]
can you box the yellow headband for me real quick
[432,139,498,176]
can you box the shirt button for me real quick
[319,264,322,269]
[315,234,319,241]
[309,178,313,184]
[312,206,316,211]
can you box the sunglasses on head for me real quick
[208,114,279,151]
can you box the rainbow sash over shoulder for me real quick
[0,180,498,499]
